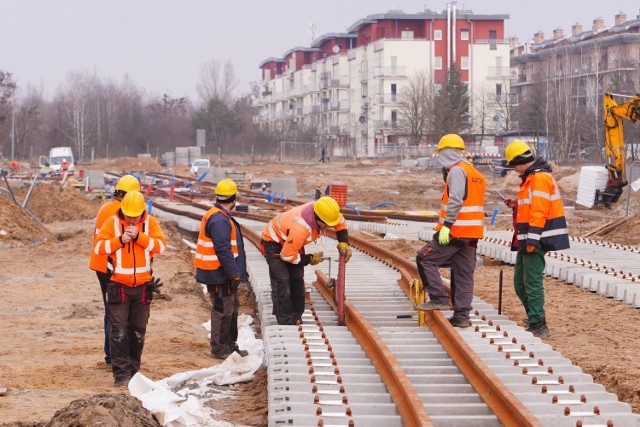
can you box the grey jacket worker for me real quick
[416,148,482,324]
[196,202,248,357]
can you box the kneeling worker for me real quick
[195,178,249,359]
[261,196,352,325]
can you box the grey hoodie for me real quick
[437,148,470,228]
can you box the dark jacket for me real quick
[195,204,248,284]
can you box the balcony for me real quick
[374,120,399,130]
[376,93,399,104]
[329,101,340,110]
[487,66,511,78]
[372,66,407,78]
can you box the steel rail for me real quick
[313,270,433,427]
[158,198,540,426]
[324,230,543,427]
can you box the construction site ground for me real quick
[1,156,640,425]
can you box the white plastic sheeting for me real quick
[129,314,265,427]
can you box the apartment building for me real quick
[510,11,640,109]
[255,7,509,158]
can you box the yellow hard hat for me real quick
[115,175,141,193]
[314,196,341,226]
[215,178,238,197]
[436,134,465,152]
[120,190,146,217]
[505,140,533,165]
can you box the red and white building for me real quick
[255,7,510,158]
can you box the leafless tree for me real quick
[397,71,435,145]
[196,60,238,106]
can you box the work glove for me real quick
[337,242,353,263]
[526,244,537,254]
[147,277,164,294]
[310,252,324,265]
[231,277,241,289]
[438,226,451,246]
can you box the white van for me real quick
[190,158,210,177]
[47,147,75,173]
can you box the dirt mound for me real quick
[0,200,53,247]
[18,184,101,224]
[96,156,166,174]
[0,393,161,427]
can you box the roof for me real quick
[347,9,509,33]
[310,33,357,49]
[258,57,284,68]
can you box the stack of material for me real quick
[576,165,609,208]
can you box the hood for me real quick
[437,148,467,170]
[521,157,551,180]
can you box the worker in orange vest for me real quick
[89,175,141,372]
[195,179,249,359]
[503,140,569,338]
[261,196,352,325]
[94,190,166,386]
[416,134,486,328]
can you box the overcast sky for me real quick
[3,1,639,101]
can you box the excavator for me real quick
[596,92,640,206]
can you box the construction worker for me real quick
[416,134,486,328]
[261,196,352,325]
[195,178,249,359]
[503,140,570,337]
[94,190,166,386]
[89,174,140,372]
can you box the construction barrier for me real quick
[330,184,348,208]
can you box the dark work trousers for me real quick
[513,249,547,324]
[207,282,239,356]
[416,239,477,322]
[106,282,151,382]
[263,240,306,325]
[96,271,111,363]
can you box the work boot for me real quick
[105,361,112,372]
[234,344,249,357]
[526,321,549,338]
[416,300,450,311]
[114,377,131,387]
[208,350,231,360]
[447,317,471,328]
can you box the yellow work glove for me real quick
[438,226,451,246]
[310,252,324,265]
[336,242,353,263]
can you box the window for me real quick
[489,30,497,50]
[391,83,397,102]
[461,29,469,41]
[401,30,414,39]
[434,56,443,70]
[434,29,442,40]
[496,83,502,96]
[461,56,469,70]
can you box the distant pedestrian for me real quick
[416,134,486,328]
[89,174,141,372]
[319,145,330,163]
[195,179,249,359]
[503,140,570,338]
[315,185,322,200]
[94,190,166,386]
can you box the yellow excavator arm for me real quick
[599,92,640,205]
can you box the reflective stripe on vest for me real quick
[111,215,152,276]
[436,162,486,239]
[194,206,238,270]
[516,171,570,251]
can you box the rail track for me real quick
[150,195,640,427]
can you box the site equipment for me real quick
[597,92,640,206]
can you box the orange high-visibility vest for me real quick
[516,171,569,251]
[435,162,486,239]
[262,202,347,264]
[94,213,166,286]
[89,200,121,273]
[194,206,238,270]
